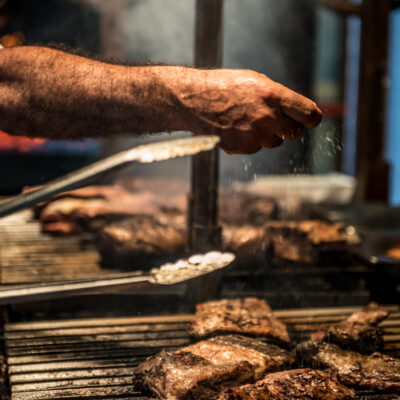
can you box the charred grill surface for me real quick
[311,303,389,353]
[217,368,355,400]
[4,307,400,400]
[188,298,290,346]
[296,341,400,393]
[181,335,295,380]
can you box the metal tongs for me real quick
[0,252,235,305]
[0,135,220,218]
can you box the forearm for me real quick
[0,45,322,154]
[0,46,190,138]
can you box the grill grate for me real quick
[0,211,375,312]
[5,306,400,400]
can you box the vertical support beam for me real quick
[355,0,391,201]
[187,0,224,304]
[189,0,223,252]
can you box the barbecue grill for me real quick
[0,0,398,398]
[4,307,400,400]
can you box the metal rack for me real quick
[5,306,400,400]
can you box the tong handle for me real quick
[0,272,152,305]
[0,136,219,218]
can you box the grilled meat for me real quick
[265,220,359,263]
[346,302,389,326]
[38,186,185,235]
[296,340,400,393]
[188,298,290,346]
[219,191,277,226]
[134,350,254,400]
[33,179,276,235]
[182,335,295,380]
[222,225,267,257]
[217,368,355,400]
[97,214,186,269]
[311,303,389,353]
[97,218,267,269]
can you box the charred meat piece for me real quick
[182,335,295,380]
[311,303,389,353]
[134,350,254,400]
[97,214,186,269]
[311,322,383,354]
[218,368,355,400]
[296,340,400,393]
[346,302,389,326]
[219,191,277,226]
[188,298,290,346]
[31,181,186,234]
[97,219,267,269]
[265,220,359,263]
[222,225,267,258]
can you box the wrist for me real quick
[152,65,204,132]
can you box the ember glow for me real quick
[0,131,46,153]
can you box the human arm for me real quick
[0,46,321,154]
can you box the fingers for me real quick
[219,142,262,155]
[218,132,262,155]
[278,86,322,128]
[254,132,283,148]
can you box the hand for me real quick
[177,69,322,154]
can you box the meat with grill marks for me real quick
[311,303,389,353]
[97,214,187,269]
[264,220,359,263]
[134,350,254,400]
[296,340,400,393]
[181,335,295,381]
[188,298,290,346]
[217,368,355,400]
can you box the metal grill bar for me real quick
[0,213,376,311]
[5,306,400,400]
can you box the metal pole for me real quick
[189,0,223,252]
[355,0,391,201]
[187,0,224,304]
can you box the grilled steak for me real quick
[217,368,355,400]
[97,214,187,269]
[296,340,400,393]
[219,191,277,226]
[35,185,186,235]
[265,220,359,263]
[311,303,389,353]
[188,298,290,346]
[346,302,389,326]
[182,335,295,380]
[134,350,254,400]
[97,217,267,269]
[222,225,267,257]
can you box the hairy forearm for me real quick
[0,45,322,154]
[0,46,190,138]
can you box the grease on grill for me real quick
[150,251,235,285]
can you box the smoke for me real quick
[2,0,318,181]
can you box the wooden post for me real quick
[189,0,223,253]
[187,0,224,304]
[355,0,391,201]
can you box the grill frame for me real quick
[4,306,400,400]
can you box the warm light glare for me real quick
[0,130,46,153]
